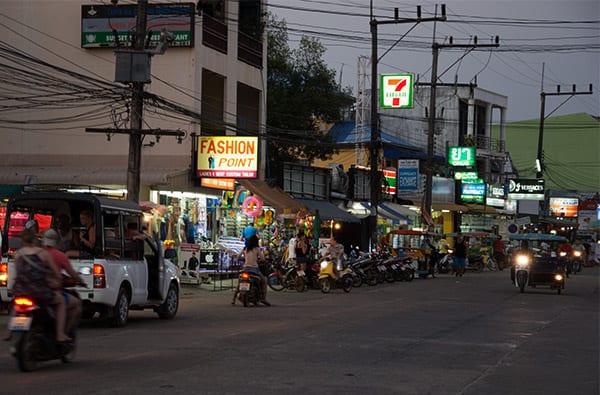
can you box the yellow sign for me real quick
[196,136,258,178]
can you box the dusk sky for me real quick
[270,0,600,122]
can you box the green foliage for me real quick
[266,14,353,169]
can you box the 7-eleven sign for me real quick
[380,73,414,109]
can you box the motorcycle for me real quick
[436,249,454,274]
[267,261,305,292]
[318,256,353,293]
[236,269,264,307]
[8,281,82,372]
[571,250,584,274]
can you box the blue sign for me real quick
[461,182,486,203]
[397,168,418,191]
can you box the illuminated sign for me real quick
[508,179,545,200]
[201,178,235,191]
[486,184,506,207]
[461,182,486,203]
[196,136,258,178]
[380,74,414,109]
[448,147,475,167]
[549,197,579,217]
[454,171,478,181]
[81,3,195,48]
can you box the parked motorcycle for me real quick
[318,256,353,293]
[436,249,454,274]
[267,262,305,292]
[8,283,82,372]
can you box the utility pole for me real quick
[536,77,593,178]
[423,36,499,224]
[86,0,183,202]
[369,4,446,249]
[128,0,148,203]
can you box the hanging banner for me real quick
[380,74,414,109]
[196,136,258,178]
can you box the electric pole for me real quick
[86,0,184,202]
[369,4,446,248]
[536,79,593,178]
[423,36,499,224]
[127,0,148,203]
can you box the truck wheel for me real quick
[157,282,179,320]
[110,286,130,327]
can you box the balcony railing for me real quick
[463,135,505,153]
[238,31,263,69]
[203,15,227,54]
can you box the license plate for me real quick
[296,270,305,276]
[8,316,32,332]
[239,282,250,291]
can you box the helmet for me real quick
[42,228,59,247]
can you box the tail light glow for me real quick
[0,262,7,286]
[14,296,37,313]
[241,272,250,279]
[93,264,106,288]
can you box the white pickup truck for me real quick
[0,191,180,327]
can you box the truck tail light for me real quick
[0,262,8,287]
[93,264,106,288]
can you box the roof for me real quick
[296,198,361,223]
[329,121,424,151]
[237,179,307,214]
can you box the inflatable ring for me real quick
[242,195,263,217]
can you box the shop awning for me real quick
[432,203,470,212]
[464,204,499,214]
[297,199,361,223]
[237,179,308,214]
[361,202,414,225]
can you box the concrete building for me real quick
[0,0,267,199]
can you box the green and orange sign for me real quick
[380,74,414,109]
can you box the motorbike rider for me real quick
[234,236,270,306]
[42,229,87,336]
[8,228,70,342]
[327,237,345,278]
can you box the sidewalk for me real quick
[179,280,235,298]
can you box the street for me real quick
[1,268,598,395]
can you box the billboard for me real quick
[508,179,545,200]
[448,147,475,167]
[196,136,258,178]
[548,197,579,217]
[380,74,414,109]
[460,182,486,203]
[486,184,506,207]
[81,3,195,48]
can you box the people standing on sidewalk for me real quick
[453,233,468,277]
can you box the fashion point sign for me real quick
[196,136,258,178]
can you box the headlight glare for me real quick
[516,255,530,265]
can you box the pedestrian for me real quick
[188,252,199,271]
[453,233,468,277]
[492,236,506,270]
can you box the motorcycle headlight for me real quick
[320,261,329,269]
[559,252,567,257]
[554,274,563,281]
[574,251,582,257]
[515,254,530,266]
[447,249,454,254]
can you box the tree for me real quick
[266,14,353,173]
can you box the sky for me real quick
[269,0,600,122]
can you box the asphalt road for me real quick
[1,267,598,395]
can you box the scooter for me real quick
[8,283,82,372]
[571,250,584,274]
[236,269,263,307]
[318,256,353,293]
[267,261,305,292]
[437,249,454,274]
